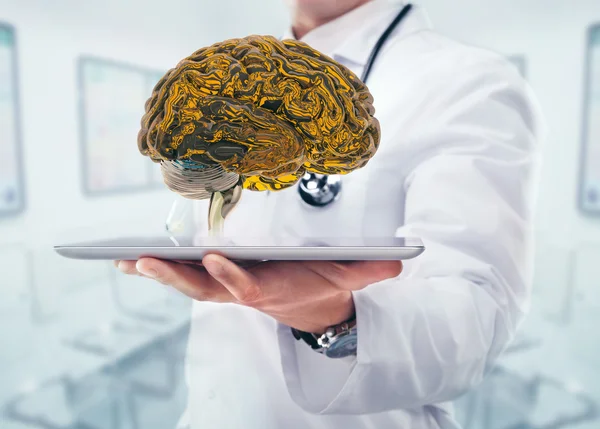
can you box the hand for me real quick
[115,256,402,334]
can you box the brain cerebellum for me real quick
[138,35,381,192]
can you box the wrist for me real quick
[311,292,355,336]
[290,290,358,359]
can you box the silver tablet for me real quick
[54,236,425,261]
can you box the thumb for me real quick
[202,254,264,305]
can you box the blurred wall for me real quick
[0,0,289,246]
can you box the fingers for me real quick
[115,260,142,276]
[114,257,233,303]
[307,260,403,291]
[143,258,236,302]
[202,254,263,305]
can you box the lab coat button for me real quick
[207,390,216,399]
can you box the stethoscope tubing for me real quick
[361,3,413,83]
[299,3,413,207]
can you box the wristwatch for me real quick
[291,316,358,359]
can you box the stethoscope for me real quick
[298,3,413,207]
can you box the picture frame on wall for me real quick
[0,22,26,217]
[77,56,165,196]
[579,23,600,215]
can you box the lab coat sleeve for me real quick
[276,58,544,414]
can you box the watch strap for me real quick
[291,314,357,354]
[291,327,322,350]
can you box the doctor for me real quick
[117,0,543,427]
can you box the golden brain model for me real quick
[138,35,381,200]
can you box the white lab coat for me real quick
[179,2,544,428]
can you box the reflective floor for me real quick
[0,255,192,429]
[454,310,600,429]
[1,326,189,429]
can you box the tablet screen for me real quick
[59,236,423,249]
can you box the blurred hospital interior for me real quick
[0,0,599,428]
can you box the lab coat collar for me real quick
[281,1,433,66]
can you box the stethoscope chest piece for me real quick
[298,173,342,207]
